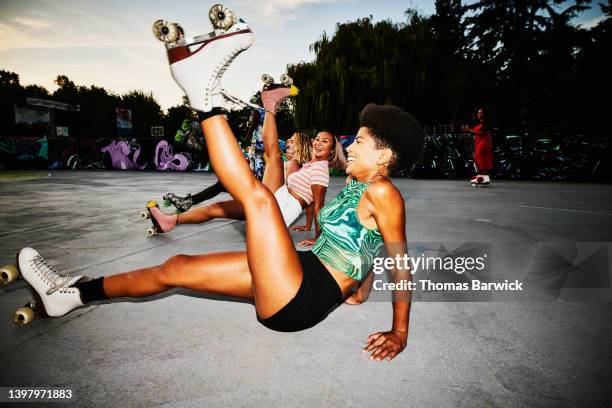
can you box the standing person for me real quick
[463,108,494,186]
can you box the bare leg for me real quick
[177,199,245,224]
[261,112,285,194]
[100,115,301,319]
[103,252,253,300]
[201,115,302,319]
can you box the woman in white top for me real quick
[149,85,346,245]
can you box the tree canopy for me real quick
[288,0,610,134]
[1,0,610,139]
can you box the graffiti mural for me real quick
[154,140,192,171]
[0,132,610,180]
[101,139,147,170]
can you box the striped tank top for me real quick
[286,160,329,205]
[312,179,384,281]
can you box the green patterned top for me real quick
[312,179,384,281]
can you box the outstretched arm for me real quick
[290,203,313,231]
[297,184,326,245]
[362,181,411,362]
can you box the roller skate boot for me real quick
[471,175,491,187]
[18,248,85,317]
[260,74,299,113]
[149,206,177,234]
[140,201,177,236]
[153,4,255,112]
[163,192,193,213]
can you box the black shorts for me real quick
[257,250,342,332]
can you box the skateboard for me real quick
[140,200,164,237]
[1,260,47,326]
[152,4,238,47]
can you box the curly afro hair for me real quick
[358,103,425,173]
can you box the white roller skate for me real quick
[18,248,85,317]
[153,4,255,112]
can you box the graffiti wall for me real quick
[1,132,611,180]
[0,118,210,171]
[0,136,210,172]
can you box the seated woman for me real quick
[17,27,424,361]
[148,88,346,245]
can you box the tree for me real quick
[463,0,591,128]
[120,90,163,138]
[164,103,195,140]
[0,70,26,133]
[24,85,51,98]
[288,13,439,133]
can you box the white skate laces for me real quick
[165,21,255,112]
[28,255,82,295]
[205,46,248,110]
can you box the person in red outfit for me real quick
[463,108,493,186]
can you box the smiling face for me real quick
[312,131,334,161]
[345,127,393,180]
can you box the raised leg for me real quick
[200,115,302,319]
[191,180,226,206]
[260,112,285,193]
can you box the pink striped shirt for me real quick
[287,160,329,205]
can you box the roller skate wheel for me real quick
[209,4,237,30]
[13,306,35,326]
[1,264,20,285]
[280,74,293,86]
[153,19,180,43]
[146,227,157,237]
[261,74,274,84]
[146,200,158,208]
[289,85,299,96]
[140,210,150,219]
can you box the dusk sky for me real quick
[0,0,606,111]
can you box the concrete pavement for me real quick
[1,171,611,407]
